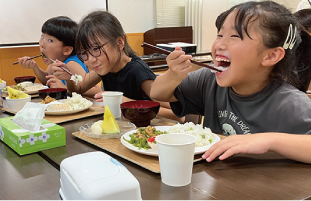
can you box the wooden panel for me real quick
[126,33,144,56]
[0,48,23,86]
[0,33,144,85]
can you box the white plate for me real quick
[45,102,93,115]
[121,126,221,157]
[2,84,48,95]
[24,84,48,94]
[79,121,136,139]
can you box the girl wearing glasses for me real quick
[51,10,184,122]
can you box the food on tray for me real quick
[24,84,42,91]
[123,126,167,150]
[7,86,29,99]
[62,92,92,110]
[0,78,4,83]
[4,84,25,92]
[3,81,42,92]
[90,105,120,134]
[147,137,157,152]
[19,81,34,88]
[101,105,120,134]
[168,122,213,147]
[70,74,83,85]
[41,95,56,104]
[46,103,71,112]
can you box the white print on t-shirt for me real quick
[222,123,236,135]
[218,110,251,134]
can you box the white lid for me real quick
[60,152,121,188]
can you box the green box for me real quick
[0,117,66,155]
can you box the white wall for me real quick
[109,0,156,33]
[201,0,304,52]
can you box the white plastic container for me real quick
[0,81,6,90]
[59,151,141,200]
[6,96,31,112]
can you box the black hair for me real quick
[215,1,311,92]
[42,16,77,56]
[294,8,311,34]
[76,10,136,61]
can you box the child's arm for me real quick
[202,133,311,164]
[150,47,193,102]
[18,57,49,84]
[51,61,102,96]
[65,61,102,98]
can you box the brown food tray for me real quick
[2,105,104,124]
[72,129,205,174]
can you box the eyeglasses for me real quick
[78,41,110,61]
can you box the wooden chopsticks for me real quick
[12,54,42,65]
[141,42,222,72]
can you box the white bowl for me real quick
[6,96,31,112]
[0,81,6,90]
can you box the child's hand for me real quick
[202,134,271,162]
[94,91,104,102]
[166,46,193,82]
[46,75,66,88]
[18,56,38,70]
[51,60,71,81]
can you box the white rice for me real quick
[62,92,92,110]
[168,122,213,147]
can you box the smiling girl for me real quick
[150,1,311,163]
[18,16,101,98]
[51,11,184,122]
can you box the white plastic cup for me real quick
[102,91,123,118]
[156,133,196,187]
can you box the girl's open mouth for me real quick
[211,57,231,73]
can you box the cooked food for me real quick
[46,103,71,112]
[19,81,33,88]
[70,74,83,85]
[168,122,213,147]
[41,95,56,104]
[24,84,42,91]
[6,84,25,91]
[123,126,167,150]
[62,92,92,110]
[101,105,120,134]
[7,86,29,99]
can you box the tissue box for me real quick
[59,151,142,200]
[0,117,66,155]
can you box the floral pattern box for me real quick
[0,117,66,155]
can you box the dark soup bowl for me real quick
[38,88,67,100]
[120,100,160,127]
[14,76,36,84]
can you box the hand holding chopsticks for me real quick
[50,59,81,84]
[13,54,42,65]
[141,42,222,72]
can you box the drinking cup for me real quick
[156,133,196,187]
[102,91,123,118]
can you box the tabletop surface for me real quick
[1,98,311,200]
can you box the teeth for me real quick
[216,57,230,62]
[210,64,228,73]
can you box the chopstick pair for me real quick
[12,54,42,65]
[141,42,222,72]
[50,59,79,81]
